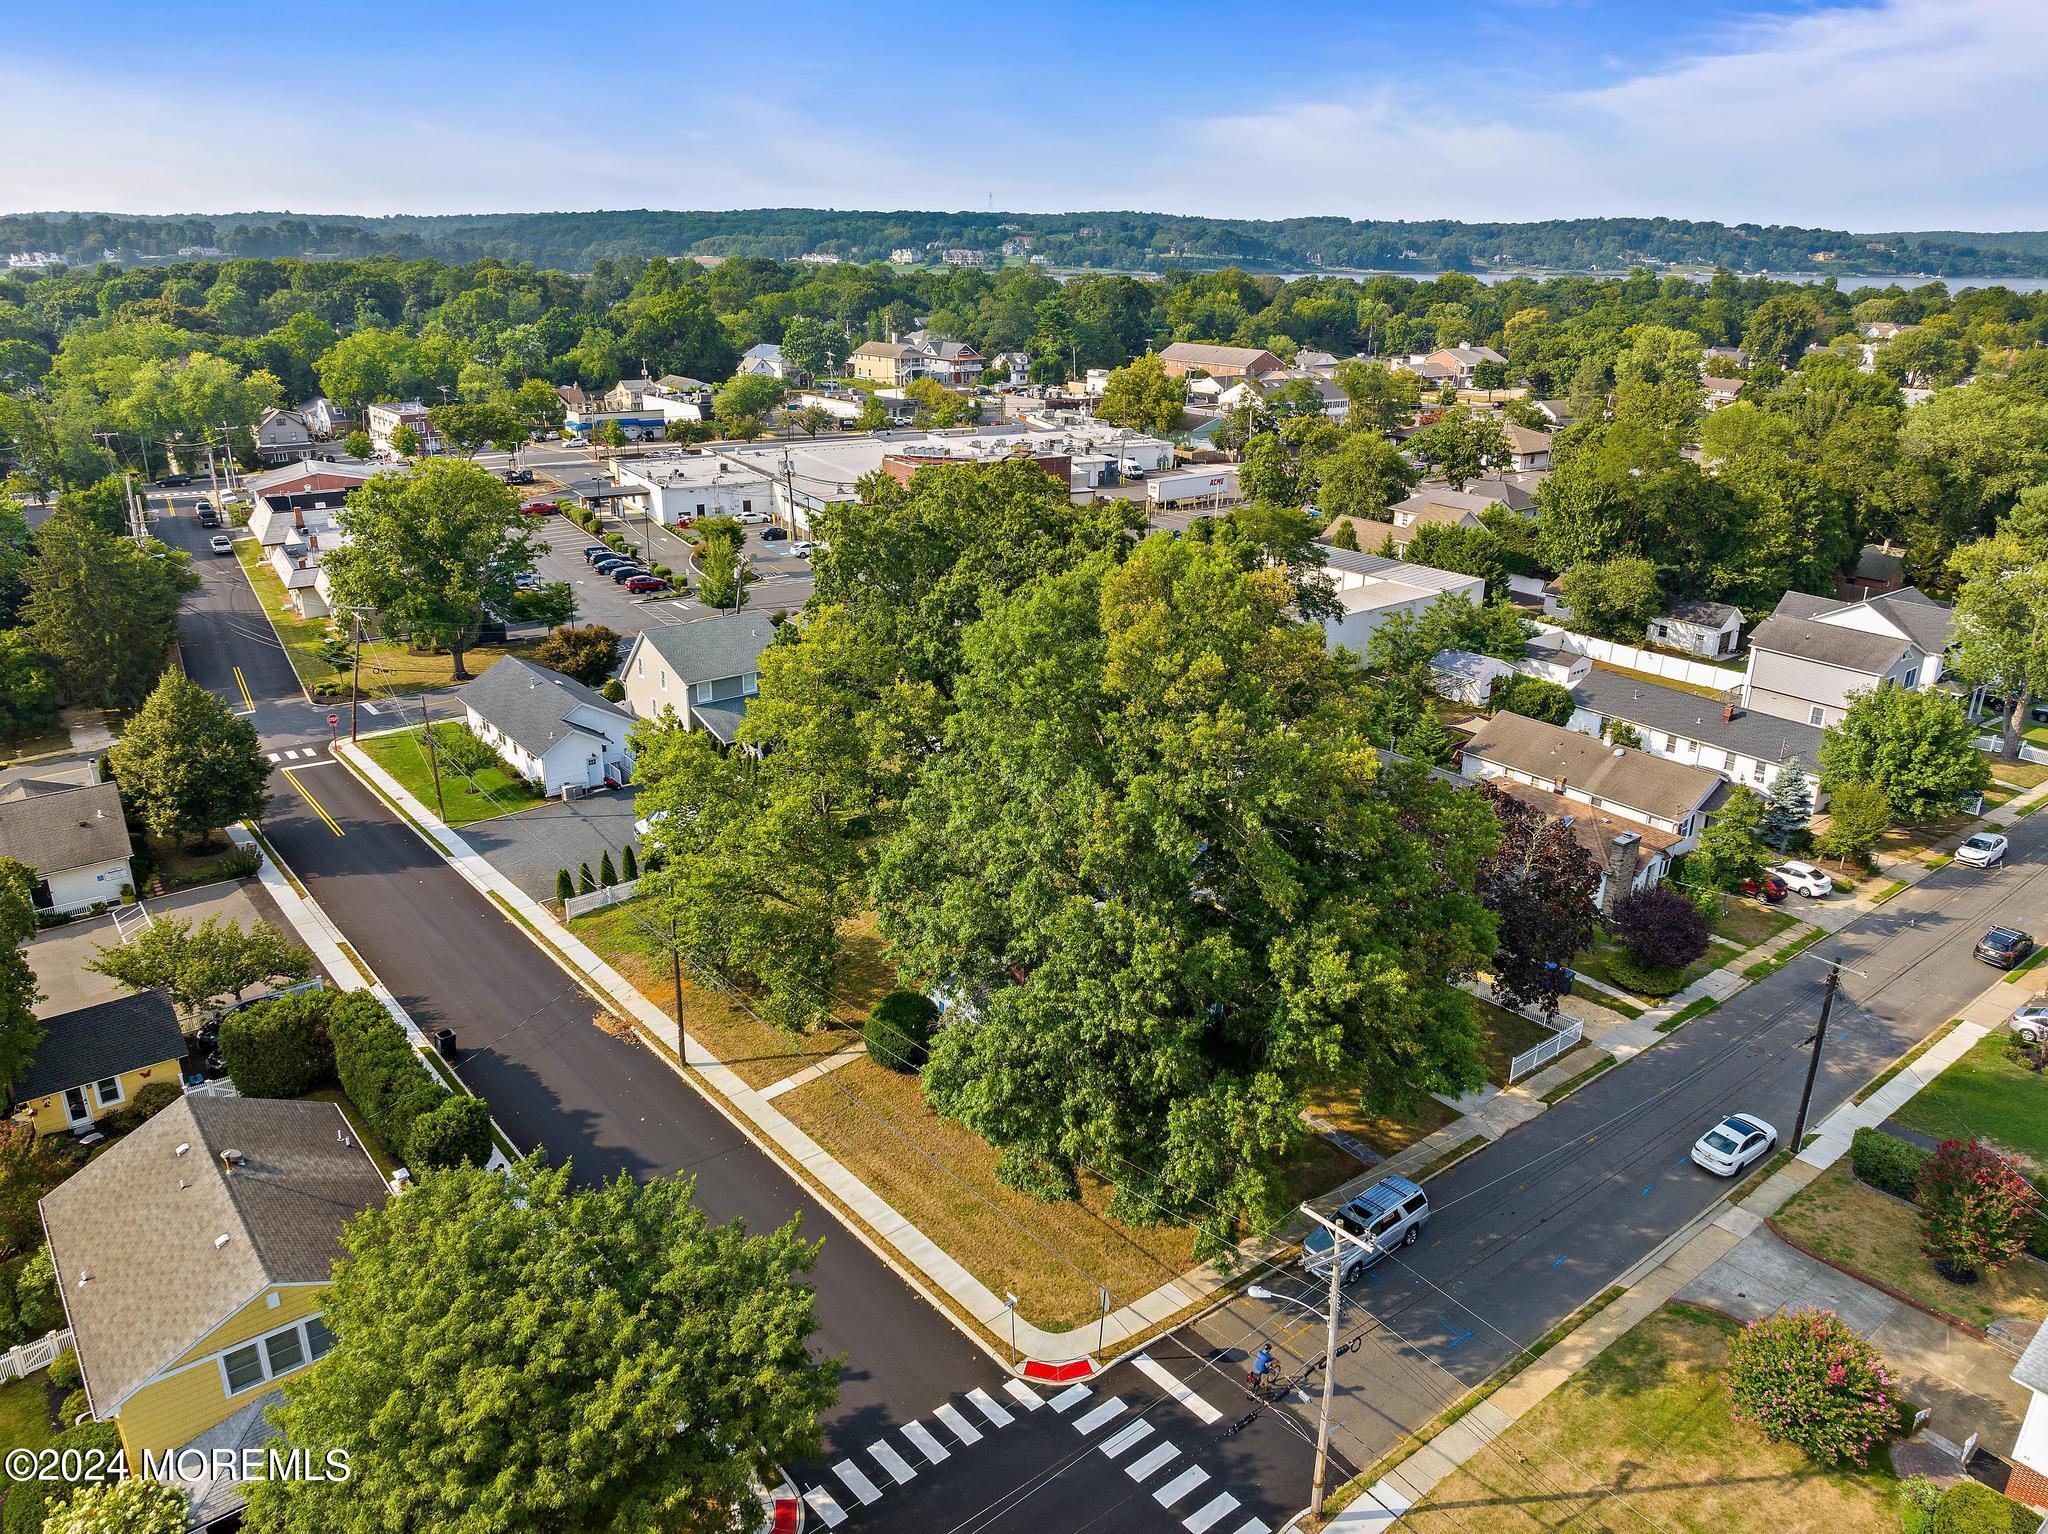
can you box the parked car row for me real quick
[581,544,670,595]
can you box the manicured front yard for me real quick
[1894,1033,2048,1174]
[1772,1161,2048,1330]
[358,725,545,826]
[1397,1303,1899,1534]
[1305,1079,1457,1157]
[0,1373,55,1453]
[1472,1000,1566,1086]
[1711,898,1796,949]
[1988,754,2048,791]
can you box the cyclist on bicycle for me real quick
[1247,1343,1275,1392]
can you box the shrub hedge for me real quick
[1850,1125,1929,1199]
[405,1095,494,1170]
[866,990,939,1073]
[327,992,482,1172]
[218,991,336,1098]
[1603,950,1686,997]
[0,1248,61,1350]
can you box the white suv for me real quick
[1768,862,1832,898]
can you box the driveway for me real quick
[458,786,644,902]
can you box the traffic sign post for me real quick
[328,711,338,742]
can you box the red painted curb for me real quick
[1022,1358,1096,1382]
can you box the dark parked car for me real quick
[609,565,649,583]
[1976,927,2037,969]
[196,505,220,527]
[592,557,635,574]
[503,468,535,485]
[1741,874,1789,904]
[582,545,612,563]
[759,526,789,542]
[156,474,193,487]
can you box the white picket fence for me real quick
[1530,622,1744,693]
[1972,734,2048,765]
[0,1328,73,1385]
[562,878,641,920]
[1509,1016,1586,1083]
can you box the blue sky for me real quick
[2,0,2042,229]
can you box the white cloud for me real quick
[1147,0,2048,229]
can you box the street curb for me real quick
[1762,1214,1992,1340]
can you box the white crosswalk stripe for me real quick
[802,1486,848,1528]
[1099,1420,1155,1459]
[967,1386,1015,1426]
[1184,1491,1240,1533]
[1002,1379,1045,1410]
[901,1420,950,1463]
[1154,1465,1210,1508]
[1072,1397,1128,1435]
[868,1439,917,1485]
[934,1402,983,1445]
[1048,1383,1093,1413]
[1126,1441,1179,1481]
[1230,1520,1272,1534]
[1135,1354,1224,1424]
[266,752,281,762]
[831,1460,880,1506]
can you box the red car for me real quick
[517,498,556,516]
[623,574,669,594]
[1741,874,1789,903]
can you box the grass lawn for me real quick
[568,897,884,1092]
[1712,899,1797,950]
[1894,1033,2048,1174]
[0,1373,55,1452]
[1773,1162,2048,1330]
[1304,1078,1457,1157]
[357,725,545,826]
[0,725,70,764]
[300,1086,399,1178]
[1571,932,1714,1002]
[1587,659,1729,700]
[1397,1304,1899,1534]
[142,830,256,891]
[1472,1000,1563,1087]
[1989,755,2048,790]
[235,538,533,697]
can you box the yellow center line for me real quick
[231,664,254,711]
[282,768,345,837]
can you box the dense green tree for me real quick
[106,671,271,846]
[388,422,421,459]
[1309,431,1416,522]
[0,493,32,627]
[1817,685,1988,820]
[778,315,846,382]
[323,460,536,680]
[1558,554,1664,641]
[875,536,1498,1250]
[1761,758,1814,849]
[711,373,784,439]
[426,401,524,457]
[1403,522,1507,599]
[1493,675,1575,725]
[1741,293,1829,367]
[243,1161,836,1534]
[342,428,373,460]
[1945,533,2048,758]
[1407,407,1510,489]
[0,632,57,741]
[39,1477,189,1534]
[21,510,195,707]
[1689,786,1771,891]
[1236,434,1298,506]
[528,624,624,686]
[1095,353,1187,436]
[88,916,309,1014]
[1813,781,1891,866]
[0,860,42,1102]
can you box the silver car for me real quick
[2010,995,2048,1044]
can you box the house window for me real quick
[742,500,752,514]
[1808,706,1824,726]
[636,656,643,677]
[93,1077,123,1109]
[1903,668,1919,689]
[1664,734,1677,752]
[1752,761,1766,782]
[220,1316,331,1396]
[659,669,667,690]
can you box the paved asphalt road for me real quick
[157,495,1290,1532]
[153,489,2048,1530]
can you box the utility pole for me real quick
[346,610,368,742]
[419,694,447,822]
[1291,1204,1368,1522]
[1789,959,1857,1152]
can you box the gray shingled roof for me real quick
[1461,712,1725,823]
[1664,598,1742,628]
[2015,1318,2048,1394]
[0,780,131,875]
[458,656,630,760]
[16,991,185,1101]
[1570,670,1822,767]
[40,1096,387,1412]
[1766,587,1952,662]
[1747,613,1911,674]
[630,614,778,688]
[1159,342,1280,370]
[690,697,751,745]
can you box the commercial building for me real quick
[1156,342,1285,381]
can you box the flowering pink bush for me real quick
[1725,1308,1897,1463]
[1916,1139,2040,1279]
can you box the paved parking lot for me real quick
[531,511,815,636]
[456,784,644,903]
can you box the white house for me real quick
[2006,1325,2048,1511]
[621,615,779,745]
[1567,669,1824,799]
[365,401,441,458]
[1516,633,1592,689]
[455,658,634,796]
[0,779,134,915]
[297,398,343,439]
[1648,599,1744,660]
[1430,649,1515,706]
[1317,547,1487,654]
[737,343,788,380]
[1740,587,1954,728]
[253,407,315,464]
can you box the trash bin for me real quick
[434,1028,458,1063]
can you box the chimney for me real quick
[220,1149,243,1175]
[1723,703,1735,723]
[1606,831,1643,915]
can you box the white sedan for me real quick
[733,510,771,525]
[1955,832,2010,869]
[1768,861,1832,898]
[1691,1114,1777,1176]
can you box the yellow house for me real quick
[13,991,185,1138]
[40,1096,388,1523]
